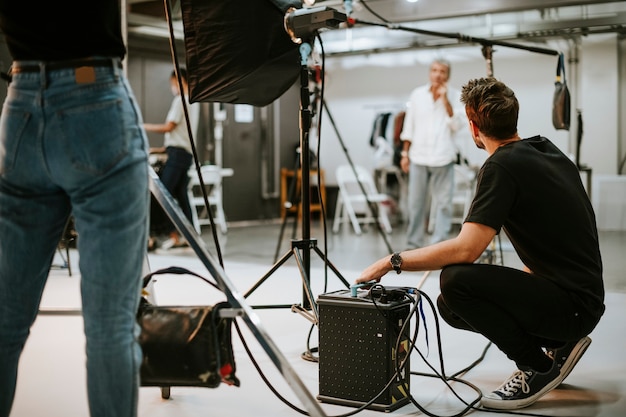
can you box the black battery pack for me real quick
[317,288,414,412]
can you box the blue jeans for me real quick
[0,60,149,417]
[149,146,192,236]
[406,162,454,247]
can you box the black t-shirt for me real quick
[466,136,604,319]
[0,0,125,61]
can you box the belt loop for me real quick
[39,63,47,89]
[111,57,120,81]
[1,70,12,84]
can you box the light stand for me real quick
[273,146,302,263]
[244,39,350,322]
[354,18,559,58]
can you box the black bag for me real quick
[137,266,240,391]
[552,52,571,131]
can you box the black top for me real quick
[466,136,605,319]
[0,0,125,61]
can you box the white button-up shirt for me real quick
[400,84,465,167]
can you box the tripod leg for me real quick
[274,154,301,262]
[312,246,351,288]
[291,247,319,322]
[244,249,294,299]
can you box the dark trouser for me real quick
[437,263,600,372]
[150,146,192,235]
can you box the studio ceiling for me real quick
[126,0,626,56]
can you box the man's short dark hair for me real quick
[460,77,519,140]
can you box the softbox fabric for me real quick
[181,0,302,107]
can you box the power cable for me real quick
[231,283,483,417]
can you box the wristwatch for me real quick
[390,252,402,274]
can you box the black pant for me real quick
[150,146,193,235]
[437,263,600,371]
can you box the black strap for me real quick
[142,265,219,291]
[556,52,566,84]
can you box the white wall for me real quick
[316,34,621,185]
[580,36,619,173]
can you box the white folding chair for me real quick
[332,165,392,235]
[187,165,228,234]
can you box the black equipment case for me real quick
[317,288,413,412]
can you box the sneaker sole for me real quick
[559,336,591,383]
[481,337,591,410]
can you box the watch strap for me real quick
[390,252,402,274]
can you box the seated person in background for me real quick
[355,77,604,411]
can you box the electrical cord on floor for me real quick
[301,323,319,362]
[374,287,564,417]
[233,319,310,415]
[359,285,482,417]
[447,340,493,380]
[404,288,568,417]
[401,288,483,417]
[234,318,389,417]
[231,283,479,417]
[233,283,562,417]
[232,284,424,417]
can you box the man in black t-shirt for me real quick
[356,77,604,410]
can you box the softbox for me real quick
[180,0,302,107]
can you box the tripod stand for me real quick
[273,146,304,263]
[244,42,350,322]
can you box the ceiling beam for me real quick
[319,0,626,23]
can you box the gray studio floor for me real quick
[11,219,626,417]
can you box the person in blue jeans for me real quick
[0,2,149,417]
